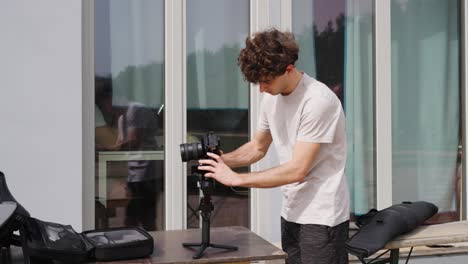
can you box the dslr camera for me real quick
[180,131,221,195]
[180,132,221,162]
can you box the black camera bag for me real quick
[345,201,438,259]
[1,171,154,263]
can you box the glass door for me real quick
[391,0,461,223]
[94,0,165,231]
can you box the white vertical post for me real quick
[280,0,292,31]
[461,0,467,221]
[250,0,292,243]
[375,0,393,209]
[250,0,271,235]
[82,0,95,231]
[165,0,186,230]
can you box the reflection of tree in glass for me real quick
[295,13,345,106]
[98,44,249,110]
[314,13,345,105]
[186,44,248,109]
[112,63,164,108]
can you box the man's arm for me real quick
[199,140,321,188]
[221,130,273,168]
[95,125,118,147]
[95,125,123,151]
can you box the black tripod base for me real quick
[183,242,238,259]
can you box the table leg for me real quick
[390,249,400,264]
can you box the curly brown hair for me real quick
[237,28,299,83]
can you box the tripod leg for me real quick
[193,244,208,259]
[182,242,202,248]
[210,243,238,250]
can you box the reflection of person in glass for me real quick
[197,29,350,264]
[118,102,159,231]
[95,79,119,150]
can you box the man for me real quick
[118,102,161,231]
[198,29,350,264]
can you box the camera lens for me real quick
[180,143,204,161]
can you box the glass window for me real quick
[391,0,461,223]
[186,0,250,228]
[94,0,165,231]
[292,0,376,218]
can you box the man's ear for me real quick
[285,64,294,73]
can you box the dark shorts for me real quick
[281,217,349,264]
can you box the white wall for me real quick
[0,0,83,230]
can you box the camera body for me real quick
[180,132,221,162]
[180,132,221,195]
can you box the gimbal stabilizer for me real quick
[182,166,238,259]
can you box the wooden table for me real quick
[6,226,286,264]
[358,221,468,264]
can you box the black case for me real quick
[83,227,154,261]
[21,217,154,263]
[345,201,438,259]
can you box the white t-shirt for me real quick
[257,73,350,227]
